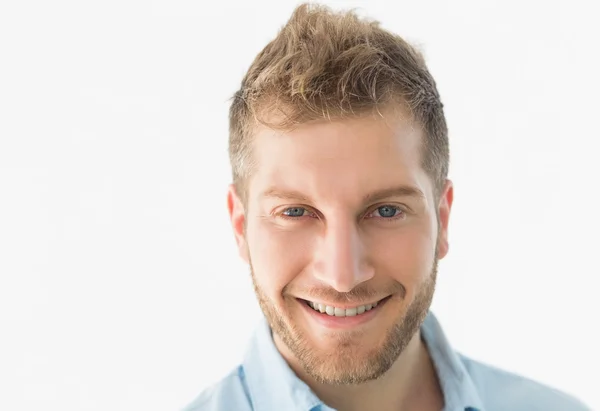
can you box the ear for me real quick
[436,179,454,259]
[227,184,250,264]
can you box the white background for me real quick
[1,0,598,410]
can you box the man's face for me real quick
[228,109,453,384]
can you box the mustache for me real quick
[285,281,406,303]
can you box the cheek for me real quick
[246,219,313,294]
[369,225,436,284]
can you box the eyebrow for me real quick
[362,185,426,204]
[260,185,426,204]
[260,188,312,203]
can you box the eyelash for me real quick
[277,205,406,222]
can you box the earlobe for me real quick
[436,180,454,259]
[227,184,250,263]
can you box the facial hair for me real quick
[250,256,438,385]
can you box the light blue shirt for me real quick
[183,311,590,411]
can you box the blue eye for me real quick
[372,205,402,218]
[282,207,308,217]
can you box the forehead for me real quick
[247,110,431,204]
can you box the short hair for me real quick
[228,3,449,204]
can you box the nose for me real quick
[313,220,375,293]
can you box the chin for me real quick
[300,339,396,385]
[279,309,407,385]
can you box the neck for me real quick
[275,330,444,411]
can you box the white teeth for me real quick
[306,300,382,317]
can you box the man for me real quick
[185,3,590,411]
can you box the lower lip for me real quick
[298,297,390,330]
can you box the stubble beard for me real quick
[250,257,438,385]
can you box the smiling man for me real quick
[184,3,590,411]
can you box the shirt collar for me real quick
[242,317,323,411]
[242,311,484,411]
[421,312,485,411]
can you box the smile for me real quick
[300,296,391,317]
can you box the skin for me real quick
[227,107,454,411]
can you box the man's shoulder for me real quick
[181,366,253,411]
[459,353,591,411]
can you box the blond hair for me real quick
[229,3,449,203]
